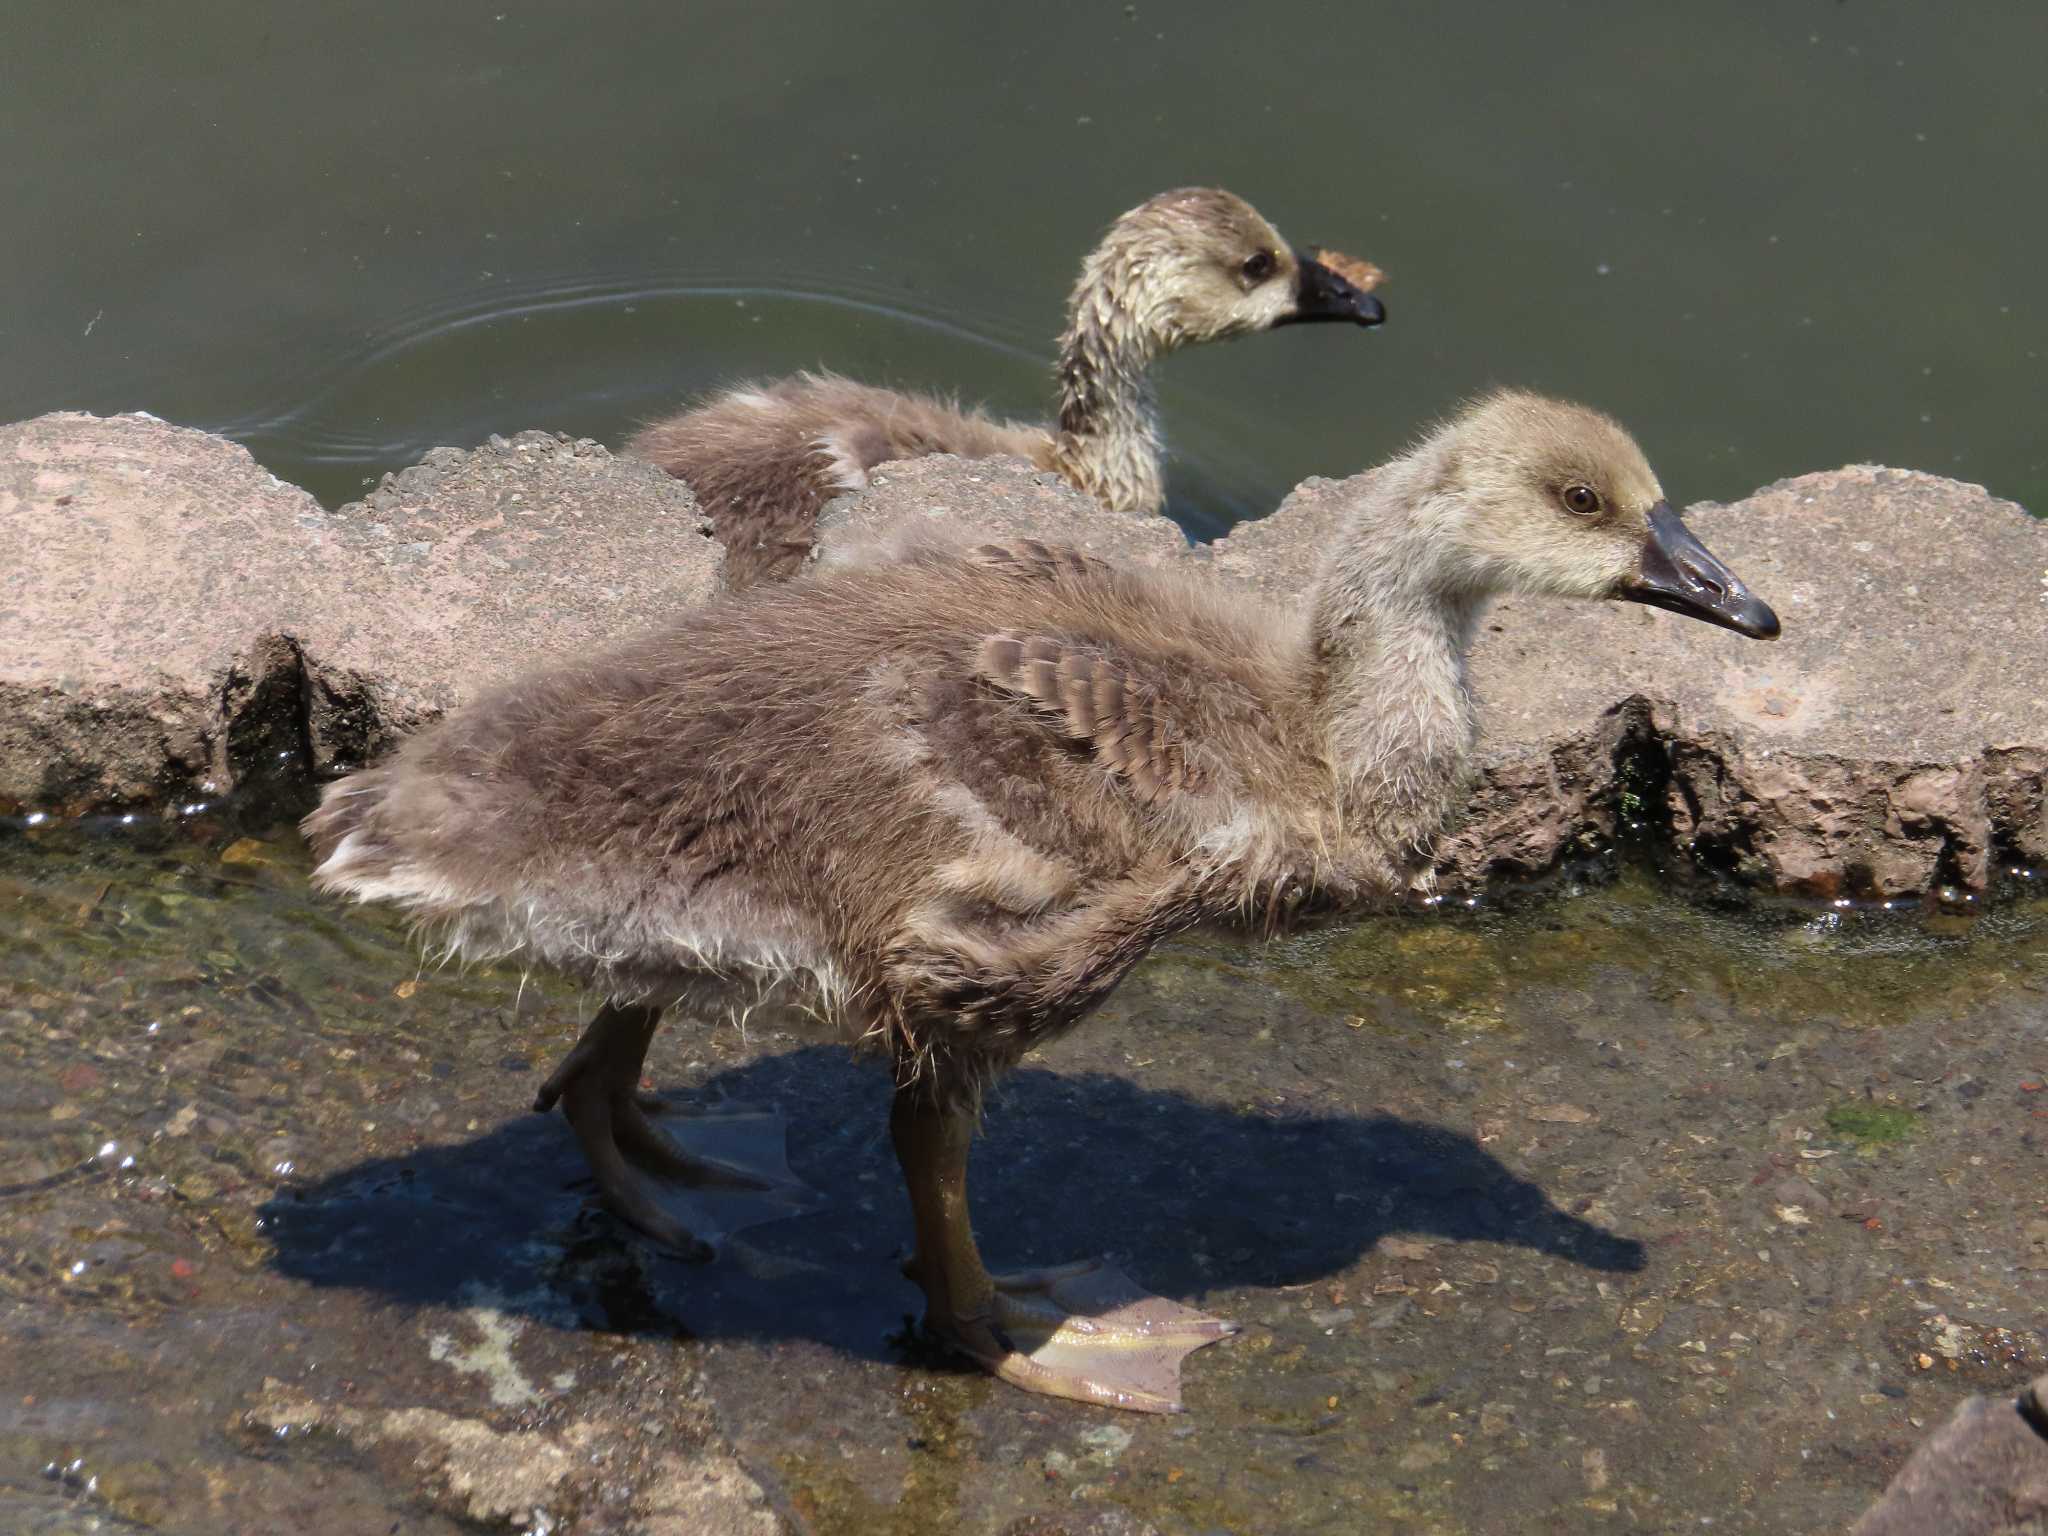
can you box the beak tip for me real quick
[1625,502,1783,641]
[1285,251,1387,329]
[1729,590,1782,641]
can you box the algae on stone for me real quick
[1823,1101,1920,1147]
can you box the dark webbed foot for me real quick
[538,1002,816,1258]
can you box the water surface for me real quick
[4,3,2044,530]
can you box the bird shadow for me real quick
[262,1044,1644,1363]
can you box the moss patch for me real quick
[1823,1101,1920,1146]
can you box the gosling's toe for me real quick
[930,1260,1235,1414]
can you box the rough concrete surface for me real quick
[814,451,1189,570]
[3,414,2044,900]
[250,1383,781,1535]
[319,429,722,766]
[1,415,718,812]
[1848,1374,2048,1535]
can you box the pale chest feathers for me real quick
[1182,664,1478,918]
[1182,791,1432,927]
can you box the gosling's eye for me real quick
[1561,484,1603,517]
[1239,250,1278,283]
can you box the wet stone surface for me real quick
[2,824,2045,1534]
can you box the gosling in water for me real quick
[628,187,1385,587]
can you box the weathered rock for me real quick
[0,414,718,813]
[813,451,1188,570]
[1848,1374,2048,1535]
[320,429,720,769]
[3,412,359,811]
[1212,465,2048,896]
[4,413,2043,896]
[1197,469,1381,597]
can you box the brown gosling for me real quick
[304,390,1779,1413]
[626,187,1385,588]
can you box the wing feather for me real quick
[967,539,1116,585]
[975,631,1203,805]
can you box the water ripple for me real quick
[209,268,1050,461]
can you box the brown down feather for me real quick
[310,393,1692,1112]
[305,538,1326,1104]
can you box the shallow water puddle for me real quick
[2,823,2044,1534]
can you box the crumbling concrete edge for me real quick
[3,420,2042,902]
[1847,1372,2048,1535]
[1440,699,2046,899]
[0,631,431,821]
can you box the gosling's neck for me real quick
[1047,254,1168,516]
[1308,457,1490,871]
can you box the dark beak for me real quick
[1620,501,1781,639]
[1278,249,1386,327]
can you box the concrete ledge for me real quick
[813,451,1189,569]
[1848,1373,2048,1535]
[3,412,2042,899]
[1,415,719,811]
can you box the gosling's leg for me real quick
[534,1021,666,1116]
[536,1001,793,1260]
[889,1085,1235,1414]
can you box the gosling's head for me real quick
[1425,390,1780,639]
[1075,187,1386,351]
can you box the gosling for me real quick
[628,187,1385,587]
[306,390,1778,1412]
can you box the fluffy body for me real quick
[628,188,1361,588]
[309,543,1367,1102]
[305,390,1780,1410]
[309,392,1679,1110]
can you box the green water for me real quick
[4,3,2043,533]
